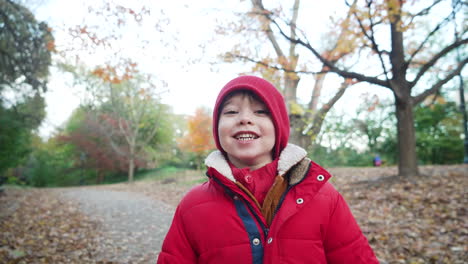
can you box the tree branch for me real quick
[410,0,444,20]
[410,37,468,88]
[406,11,456,68]
[304,81,350,136]
[226,52,324,75]
[250,0,286,59]
[367,1,390,80]
[288,0,300,66]
[269,18,390,87]
[413,56,467,105]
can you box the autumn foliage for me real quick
[58,112,147,183]
[178,108,216,167]
[91,60,138,84]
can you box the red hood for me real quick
[212,75,290,159]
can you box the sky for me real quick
[33,0,245,137]
[31,0,397,138]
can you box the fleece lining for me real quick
[205,143,308,183]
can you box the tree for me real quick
[0,0,53,93]
[352,93,395,154]
[60,108,107,176]
[178,107,216,169]
[58,108,136,183]
[248,0,467,176]
[87,64,168,182]
[144,103,178,168]
[24,134,81,187]
[0,0,53,177]
[315,93,465,166]
[219,0,363,150]
[0,93,45,175]
[56,2,175,183]
[309,107,376,167]
[414,96,464,164]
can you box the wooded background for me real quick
[0,0,466,186]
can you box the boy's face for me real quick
[218,93,275,170]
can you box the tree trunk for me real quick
[308,72,325,111]
[96,170,104,184]
[289,114,306,147]
[128,156,135,183]
[389,2,419,177]
[394,95,419,177]
[284,73,305,147]
[128,143,135,183]
[284,74,300,110]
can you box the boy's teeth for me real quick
[236,133,258,140]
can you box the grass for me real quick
[136,166,206,184]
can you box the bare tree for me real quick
[247,0,467,176]
[219,0,362,150]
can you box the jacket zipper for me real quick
[211,177,269,240]
[243,199,269,239]
[210,161,312,241]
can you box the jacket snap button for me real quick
[252,238,260,246]
[317,174,325,181]
[296,198,304,204]
[267,237,273,244]
[233,195,239,200]
[245,174,252,183]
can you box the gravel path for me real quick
[59,188,175,264]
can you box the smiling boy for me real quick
[157,75,378,263]
[217,90,276,170]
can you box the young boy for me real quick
[157,75,378,263]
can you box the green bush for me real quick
[309,145,376,167]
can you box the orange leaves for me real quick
[334,166,468,263]
[0,189,99,262]
[64,1,154,64]
[178,108,215,155]
[91,67,106,78]
[91,60,138,84]
[2,165,466,263]
[91,66,119,83]
[79,26,88,35]
[46,40,56,52]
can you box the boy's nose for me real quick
[238,111,253,125]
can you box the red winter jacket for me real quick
[157,144,378,263]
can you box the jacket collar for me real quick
[205,143,307,183]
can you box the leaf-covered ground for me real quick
[0,188,100,263]
[0,165,466,263]
[332,166,467,263]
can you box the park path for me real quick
[59,188,175,264]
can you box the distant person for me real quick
[373,155,382,167]
[157,76,378,263]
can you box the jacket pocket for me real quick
[198,243,254,264]
[276,238,327,264]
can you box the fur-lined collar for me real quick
[205,143,307,183]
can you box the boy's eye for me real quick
[255,109,270,115]
[223,110,238,115]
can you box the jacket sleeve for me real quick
[324,190,379,263]
[156,205,197,264]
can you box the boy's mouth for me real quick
[234,132,259,141]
